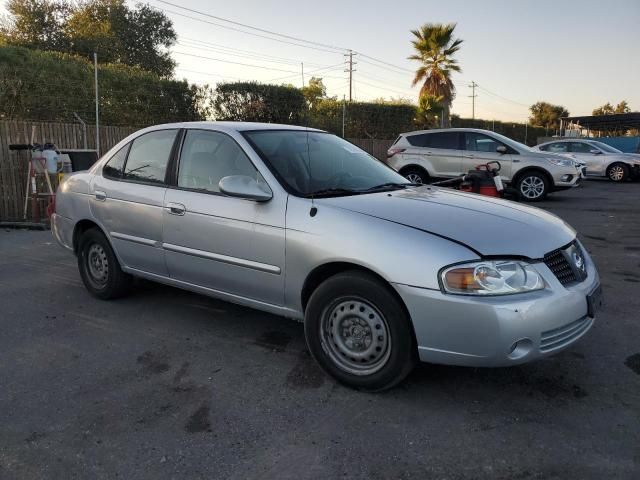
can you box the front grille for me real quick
[540,316,593,352]
[543,247,576,285]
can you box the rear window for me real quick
[428,132,461,150]
[406,134,430,147]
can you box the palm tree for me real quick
[408,23,463,127]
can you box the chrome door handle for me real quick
[165,203,186,216]
[94,190,107,201]
[463,154,474,158]
[512,159,520,163]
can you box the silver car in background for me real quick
[534,138,640,182]
[52,122,601,390]
[386,128,582,201]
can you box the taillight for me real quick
[387,147,405,158]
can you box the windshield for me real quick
[588,141,622,153]
[243,130,410,196]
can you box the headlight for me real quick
[545,156,574,168]
[441,260,545,295]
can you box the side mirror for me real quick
[589,149,602,155]
[219,175,272,202]
[496,145,508,154]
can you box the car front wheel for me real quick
[607,163,629,182]
[517,172,549,201]
[78,228,131,299]
[304,271,416,391]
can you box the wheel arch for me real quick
[511,166,553,188]
[72,219,108,254]
[399,163,430,178]
[301,262,412,322]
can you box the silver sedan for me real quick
[52,122,602,390]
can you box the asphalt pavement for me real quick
[0,179,638,479]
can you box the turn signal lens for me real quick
[442,261,544,295]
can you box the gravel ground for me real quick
[0,179,638,479]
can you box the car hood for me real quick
[321,186,576,258]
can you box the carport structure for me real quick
[560,112,640,137]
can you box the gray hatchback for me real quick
[53,122,602,390]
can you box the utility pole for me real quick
[344,50,357,102]
[301,62,304,88]
[94,53,99,156]
[468,81,478,120]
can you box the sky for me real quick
[4,0,640,121]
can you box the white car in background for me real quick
[534,139,640,182]
[386,128,582,201]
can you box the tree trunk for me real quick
[442,102,451,128]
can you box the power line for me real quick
[155,0,347,53]
[172,51,303,73]
[476,85,530,108]
[151,5,342,54]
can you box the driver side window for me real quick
[465,132,503,153]
[178,130,263,193]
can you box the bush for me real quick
[0,46,206,125]
[213,82,306,124]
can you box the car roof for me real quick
[140,121,325,134]
[399,128,499,136]
[538,138,594,145]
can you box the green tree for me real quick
[414,94,443,128]
[408,23,462,127]
[593,100,630,115]
[1,0,70,51]
[529,101,569,130]
[1,0,176,77]
[301,76,326,109]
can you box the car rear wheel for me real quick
[78,228,131,300]
[517,172,549,201]
[401,167,428,185]
[607,163,629,182]
[304,271,416,391]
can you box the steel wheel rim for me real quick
[320,297,392,376]
[520,176,545,199]
[87,243,109,287]
[609,166,624,181]
[406,173,423,184]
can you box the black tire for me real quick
[77,228,131,300]
[401,166,428,185]
[516,171,549,202]
[606,162,629,182]
[304,271,417,391]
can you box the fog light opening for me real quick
[508,338,533,360]
[561,174,573,182]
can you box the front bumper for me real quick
[394,254,600,367]
[552,169,583,189]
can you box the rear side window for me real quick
[102,144,129,179]
[546,143,569,153]
[569,142,594,153]
[428,132,461,150]
[122,130,178,184]
[406,134,430,147]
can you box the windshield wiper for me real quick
[359,182,423,192]
[304,187,361,198]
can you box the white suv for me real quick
[385,128,582,201]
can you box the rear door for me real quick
[90,129,179,275]
[414,132,462,177]
[461,132,513,178]
[569,142,605,176]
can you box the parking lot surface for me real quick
[1,179,639,479]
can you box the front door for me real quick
[461,132,512,179]
[90,129,179,275]
[162,129,286,306]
